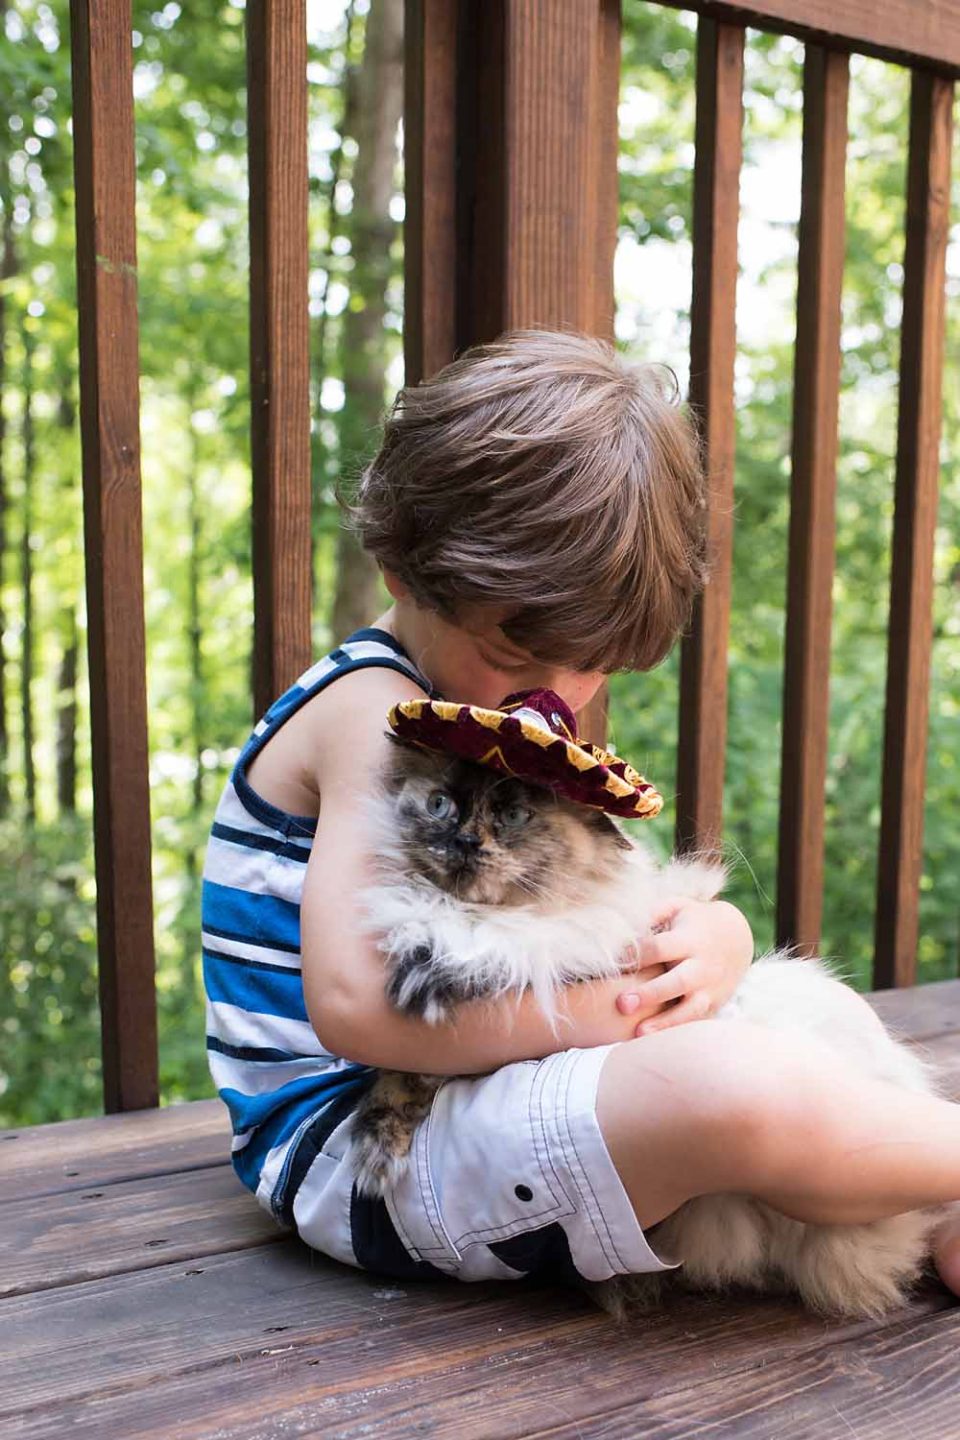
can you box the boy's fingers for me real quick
[619,966,689,1011]
[639,930,693,968]
[648,897,684,933]
[635,992,710,1036]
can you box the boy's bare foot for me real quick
[932,1204,960,1299]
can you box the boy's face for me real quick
[383,575,606,714]
[451,604,607,714]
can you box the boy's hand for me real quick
[616,897,753,1037]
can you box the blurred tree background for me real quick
[0,0,957,1125]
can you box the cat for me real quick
[350,732,948,1319]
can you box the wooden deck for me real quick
[4,980,960,1439]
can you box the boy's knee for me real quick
[596,1021,786,1210]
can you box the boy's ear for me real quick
[381,567,409,602]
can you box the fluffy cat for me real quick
[351,733,948,1319]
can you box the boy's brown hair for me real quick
[339,327,708,673]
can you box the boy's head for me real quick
[340,328,708,707]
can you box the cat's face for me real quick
[382,735,633,906]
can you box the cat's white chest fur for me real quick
[356,787,727,1030]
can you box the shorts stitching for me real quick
[532,1050,574,1202]
[451,1204,566,1248]
[412,1081,461,1260]
[559,1050,617,1265]
[448,1059,569,1247]
[385,1185,434,1259]
[560,1050,626,1273]
[339,1165,357,1266]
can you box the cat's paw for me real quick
[386,945,456,1023]
[350,1129,413,1199]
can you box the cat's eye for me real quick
[501,802,533,828]
[425,789,457,821]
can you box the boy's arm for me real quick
[300,669,651,1075]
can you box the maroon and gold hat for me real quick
[386,687,663,819]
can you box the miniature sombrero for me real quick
[386,688,663,819]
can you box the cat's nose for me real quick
[453,832,482,853]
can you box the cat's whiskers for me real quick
[512,871,553,903]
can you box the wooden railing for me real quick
[67,0,955,1110]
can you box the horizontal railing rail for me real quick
[658,0,960,76]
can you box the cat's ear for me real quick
[586,809,635,851]
[383,730,417,751]
[379,731,421,791]
[381,731,448,782]
[383,731,439,761]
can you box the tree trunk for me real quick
[56,605,78,816]
[0,198,15,815]
[188,410,204,816]
[21,323,36,822]
[330,0,403,644]
[55,381,78,816]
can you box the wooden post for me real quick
[405,0,621,747]
[675,19,744,860]
[777,47,848,954]
[247,0,313,721]
[69,0,157,1111]
[404,0,459,387]
[874,72,954,988]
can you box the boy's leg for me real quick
[596,1018,960,1230]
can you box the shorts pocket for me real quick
[415,1059,578,1258]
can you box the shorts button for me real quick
[514,1184,533,1202]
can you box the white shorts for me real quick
[289,1042,683,1285]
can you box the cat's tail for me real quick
[718,949,947,1099]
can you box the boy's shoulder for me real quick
[302,661,432,793]
[245,661,430,817]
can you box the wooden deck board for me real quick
[0,1165,286,1298]
[0,1098,227,1201]
[3,980,959,1439]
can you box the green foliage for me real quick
[0,815,101,1125]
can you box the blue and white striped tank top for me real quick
[201,626,441,1223]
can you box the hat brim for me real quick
[387,697,663,820]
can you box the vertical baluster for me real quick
[578,0,622,751]
[404,0,459,386]
[247,0,312,721]
[406,0,620,748]
[69,0,157,1111]
[676,18,744,859]
[874,71,954,988]
[454,0,618,343]
[777,46,849,955]
[500,0,612,334]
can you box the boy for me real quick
[203,328,960,1291]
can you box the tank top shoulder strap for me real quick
[230,626,442,835]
